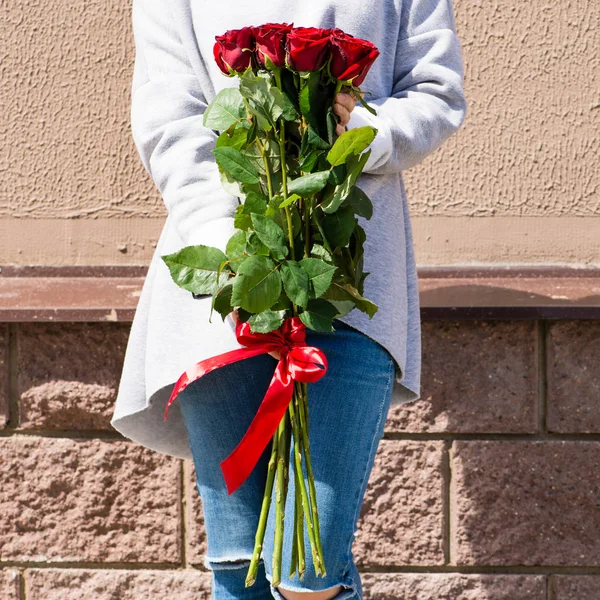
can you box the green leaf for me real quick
[298,149,321,172]
[321,206,356,248]
[275,86,300,121]
[299,258,337,299]
[278,193,301,209]
[342,185,373,219]
[231,255,282,313]
[216,125,248,151]
[245,231,271,256]
[212,147,260,185]
[299,299,338,332]
[212,283,233,321]
[225,230,247,272]
[234,204,252,231]
[326,105,337,146]
[250,213,288,261]
[325,281,378,318]
[310,244,333,263]
[327,126,377,167]
[307,124,330,150]
[299,71,322,125]
[241,138,281,175]
[328,299,356,318]
[287,171,331,196]
[248,309,285,333]
[239,72,284,130]
[161,245,230,295]
[329,164,347,186]
[271,294,293,311]
[242,191,268,215]
[320,150,371,214]
[203,88,246,130]
[280,260,310,308]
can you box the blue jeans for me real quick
[178,320,395,600]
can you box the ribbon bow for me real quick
[164,316,328,495]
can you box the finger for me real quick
[336,122,346,136]
[335,92,357,112]
[333,102,351,126]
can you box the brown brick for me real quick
[0,438,181,563]
[362,573,546,600]
[354,440,445,567]
[0,570,20,599]
[185,460,208,565]
[25,569,212,600]
[0,324,8,428]
[17,322,130,430]
[452,440,600,566]
[552,575,600,599]
[546,321,600,433]
[387,321,538,434]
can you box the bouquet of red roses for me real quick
[161,22,380,587]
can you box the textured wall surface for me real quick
[0,0,598,265]
[1,318,599,598]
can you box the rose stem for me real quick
[272,413,287,586]
[246,426,278,587]
[288,385,323,575]
[273,68,296,268]
[293,388,306,578]
[297,380,326,573]
[256,136,274,201]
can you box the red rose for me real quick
[213,27,256,75]
[329,30,380,86]
[286,27,331,72]
[254,22,293,68]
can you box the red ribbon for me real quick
[164,316,328,495]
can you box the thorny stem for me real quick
[272,414,287,586]
[296,381,326,574]
[288,386,323,576]
[273,68,298,317]
[255,136,274,201]
[246,426,278,586]
[293,390,306,578]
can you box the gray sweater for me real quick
[111,0,467,458]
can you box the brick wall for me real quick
[0,319,599,599]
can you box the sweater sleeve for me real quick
[129,0,238,250]
[346,0,467,175]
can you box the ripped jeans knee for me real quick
[205,555,273,599]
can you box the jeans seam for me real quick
[340,355,394,588]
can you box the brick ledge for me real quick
[0,265,599,322]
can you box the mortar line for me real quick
[0,430,126,439]
[546,573,552,600]
[447,440,457,568]
[441,440,452,566]
[7,323,19,428]
[381,432,600,442]
[537,320,548,434]
[2,561,599,575]
[20,567,27,600]
[180,459,189,569]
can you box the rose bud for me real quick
[254,22,294,69]
[286,27,331,72]
[213,26,256,75]
[329,30,380,86]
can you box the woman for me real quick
[111,0,467,598]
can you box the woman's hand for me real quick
[230,310,282,360]
[333,87,365,136]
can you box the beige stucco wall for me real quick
[0,0,598,265]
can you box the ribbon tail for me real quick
[163,346,270,422]
[220,361,293,496]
